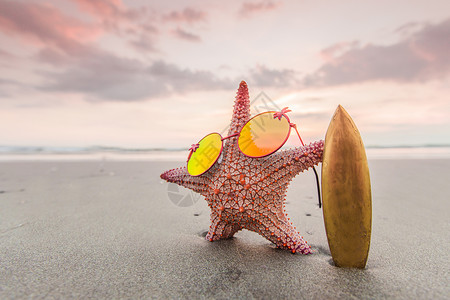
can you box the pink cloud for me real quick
[171,27,201,42]
[129,35,159,53]
[70,0,145,23]
[70,0,124,19]
[0,48,13,58]
[238,1,281,17]
[39,53,234,101]
[163,8,205,44]
[163,8,207,24]
[304,18,450,86]
[320,41,359,63]
[71,0,158,53]
[0,1,100,53]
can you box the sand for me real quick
[1,159,449,299]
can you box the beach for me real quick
[1,158,449,299]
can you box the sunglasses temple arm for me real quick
[312,166,322,208]
[292,123,322,208]
[291,124,305,147]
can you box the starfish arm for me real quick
[244,201,312,254]
[160,166,209,196]
[265,140,324,178]
[205,210,241,241]
[226,81,251,137]
[247,214,312,254]
[221,81,252,164]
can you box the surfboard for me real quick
[321,105,372,268]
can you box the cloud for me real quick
[0,1,101,55]
[171,27,201,42]
[71,0,159,53]
[163,7,207,24]
[0,77,23,98]
[36,46,306,100]
[38,48,234,101]
[70,0,150,30]
[0,0,159,57]
[125,23,159,53]
[250,65,298,87]
[238,1,281,18]
[163,7,206,42]
[70,0,124,19]
[0,1,229,101]
[0,48,13,58]
[304,18,450,87]
[0,78,20,86]
[129,35,158,53]
[319,41,359,63]
[394,21,423,37]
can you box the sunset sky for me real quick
[0,0,449,149]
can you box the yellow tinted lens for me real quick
[187,133,223,176]
[238,112,290,157]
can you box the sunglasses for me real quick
[186,107,322,207]
[187,107,303,176]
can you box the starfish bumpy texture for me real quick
[161,81,324,254]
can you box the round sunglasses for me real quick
[187,107,305,176]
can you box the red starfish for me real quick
[161,81,324,254]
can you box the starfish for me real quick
[160,81,324,254]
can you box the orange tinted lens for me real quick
[187,133,223,176]
[238,112,290,157]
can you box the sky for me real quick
[0,0,449,149]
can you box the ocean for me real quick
[1,145,450,161]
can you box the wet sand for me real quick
[1,159,449,299]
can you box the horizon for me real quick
[2,143,450,152]
[2,144,450,161]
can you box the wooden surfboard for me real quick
[322,105,372,268]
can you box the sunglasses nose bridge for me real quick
[221,132,239,141]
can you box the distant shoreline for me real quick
[1,145,450,161]
[1,144,450,154]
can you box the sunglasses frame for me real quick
[237,110,292,159]
[187,108,305,177]
[187,132,224,176]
